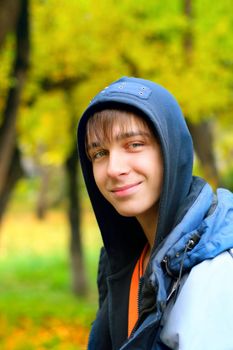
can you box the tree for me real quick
[1,0,232,295]
[182,0,221,187]
[0,0,21,48]
[0,0,89,296]
[65,89,87,295]
[0,0,29,221]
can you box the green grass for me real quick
[0,253,97,325]
[0,209,102,349]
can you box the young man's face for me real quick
[87,113,164,224]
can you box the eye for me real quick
[128,142,144,150]
[91,149,108,160]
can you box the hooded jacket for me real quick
[77,77,233,350]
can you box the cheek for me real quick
[93,165,105,192]
[146,151,164,189]
[136,151,163,176]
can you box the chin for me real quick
[118,212,136,218]
[114,207,142,218]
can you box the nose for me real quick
[106,150,130,178]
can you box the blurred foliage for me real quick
[0,0,231,195]
[26,1,233,182]
[0,2,232,197]
[19,92,72,166]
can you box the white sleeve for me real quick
[160,250,233,350]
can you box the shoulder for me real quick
[185,248,233,290]
[160,250,233,350]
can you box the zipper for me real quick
[163,233,200,276]
[137,278,143,318]
[129,276,158,339]
[129,234,201,338]
[129,277,143,337]
[163,233,201,302]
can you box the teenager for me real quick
[77,77,233,350]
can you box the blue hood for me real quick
[144,182,233,310]
[77,77,200,272]
[164,186,233,274]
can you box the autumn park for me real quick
[0,0,232,349]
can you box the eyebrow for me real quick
[87,131,151,151]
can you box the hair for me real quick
[85,107,156,159]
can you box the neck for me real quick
[136,204,159,250]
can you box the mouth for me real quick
[110,182,142,196]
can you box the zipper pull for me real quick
[165,234,201,303]
[162,256,174,277]
[166,278,180,302]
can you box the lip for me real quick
[110,182,142,196]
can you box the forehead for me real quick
[86,109,153,144]
[105,114,150,136]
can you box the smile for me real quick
[110,182,142,197]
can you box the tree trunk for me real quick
[182,0,220,187]
[0,0,21,48]
[36,166,50,220]
[0,147,23,224]
[187,120,221,188]
[66,145,87,296]
[22,71,88,294]
[0,0,29,225]
[0,0,30,195]
[65,89,87,296]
